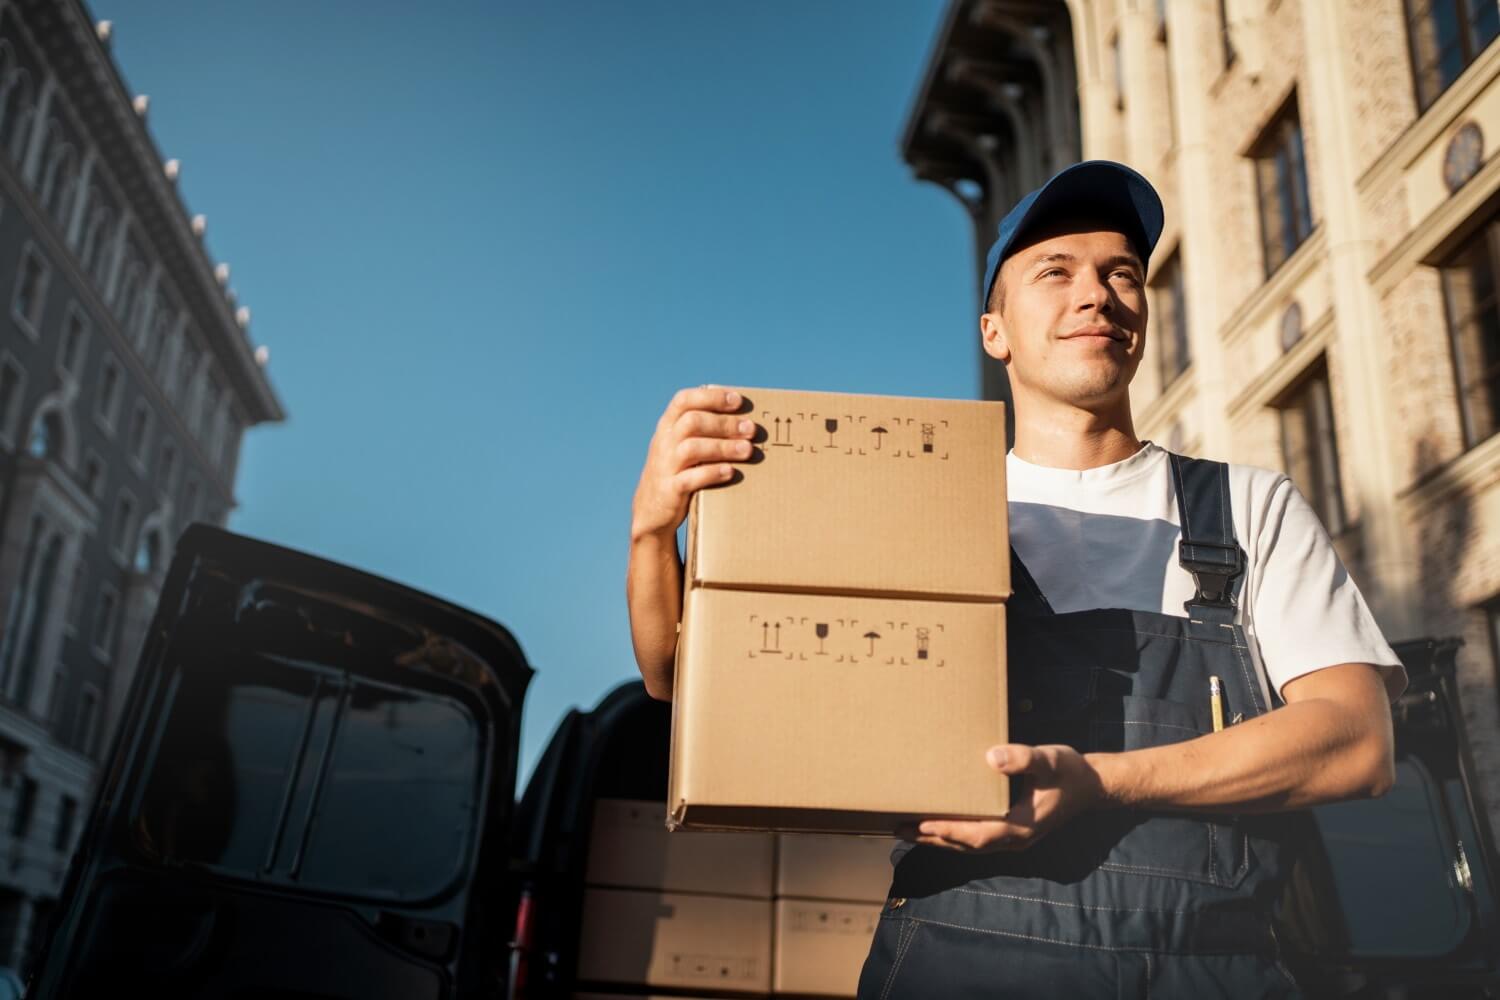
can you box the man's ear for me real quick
[980,310,1011,363]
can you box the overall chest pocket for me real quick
[1087,691,1251,889]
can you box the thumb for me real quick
[987,744,1046,776]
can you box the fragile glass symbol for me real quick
[825,418,838,447]
[815,622,828,654]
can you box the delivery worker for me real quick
[626,160,1405,998]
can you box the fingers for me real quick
[662,387,744,429]
[673,409,756,444]
[897,819,1031,853]
[673,463,734,494]
[987,744,1052,779]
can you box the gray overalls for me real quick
[858,454,1308,998]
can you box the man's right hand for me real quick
[630,386,757,543]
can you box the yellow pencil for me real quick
[1210,676,1225,732]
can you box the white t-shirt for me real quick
[1007,441,1406,703]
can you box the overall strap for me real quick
[1168,452,1246,625]
[1009,548,1056,617]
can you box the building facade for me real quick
[0,0,282,971]
[906,0,1500,872]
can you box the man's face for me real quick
[980,224,1147,412]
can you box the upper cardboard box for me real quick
[688,387,1009,601]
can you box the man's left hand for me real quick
[900,744,1106,853]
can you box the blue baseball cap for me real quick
[981,160,1165,310]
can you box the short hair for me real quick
[986,270,1006,315]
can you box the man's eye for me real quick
[1110,270,1140,283]
[1040,268,1066,278]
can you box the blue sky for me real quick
[92,1,984,781]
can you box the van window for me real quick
[134,654,483,902]
[1309,756,1472,958]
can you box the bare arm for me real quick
[910,662,1394,851]
[1089,662,1394,813]
[627,387,756,701]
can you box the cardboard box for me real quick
[585,798,774,898]
[670,387,1009,835]
[772,898,882,997]
[775,834,899,903]
[688,387,1009,601]
[576,888,772,993]
[670,588,1008,833]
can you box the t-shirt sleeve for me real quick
[1248,474,1407,701]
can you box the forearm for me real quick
[626,530,684,701]
[1087,665,1395,814]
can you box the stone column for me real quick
[1063,0,1126,161]
[1162,0,1232,458]
[1297,0,1415,636]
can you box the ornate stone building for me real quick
[0,0,283,970]
[907,0,1500,911]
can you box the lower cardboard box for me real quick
[587,797,774,897]
[576,887,773,994]
[772,898,883,997]
[670,587,1008,833]
[775,834,899,903]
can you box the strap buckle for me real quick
[1178,539,1244,610]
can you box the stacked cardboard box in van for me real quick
[772,834,897,997]
[669,387,1011,834]
[575,798,775,995]
[575,801,900,998]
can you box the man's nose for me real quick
[1075,271,1113,312]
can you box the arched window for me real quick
[6,85,34,165]
[0,65,30,160]
[39,138,76,224]
[115,261,142,336]
[26,409,61,460]
[0,514,44,691]
[134,527,160,575]
[80,200,111,283]
[11,531,62,705]
[0,515,62,709]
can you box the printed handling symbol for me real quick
[825,417,838,448]
[815,622,829,654]
[864,630,880,655]
[770,414,794,447]
[760,620,782,653]
[871,426,888,451]
[916,627,930,660]
[921,423,935,454]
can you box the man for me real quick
[627,161,1403,998]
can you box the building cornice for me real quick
[1368,150,1500,294]
[1224,309,1335,421]
[1217,226,1327,349]
[0,154,239,503]
[1356,39,1500,198]
[28,0,283,425]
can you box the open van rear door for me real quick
[28,525,533,999]
[1282,638,1500,995]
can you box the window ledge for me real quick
[1399,432,1500,512]
[1225,309,1335,420]
[1357,39,1500,197]
[1220,227,1327,348]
